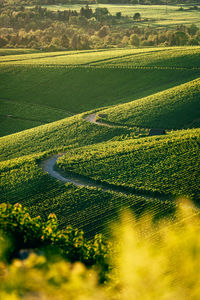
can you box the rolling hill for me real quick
[96,77,200,129]
[0,46,200,237]
[1,46,200,137]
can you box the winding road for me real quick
[40,113,170,203]
[41,113,118,190]
[40,112,200,213]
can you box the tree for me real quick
[95,7,109,21]
[129,34,140,46]
[170,31,189,46]
[80,5,93,19]
[97,25,110,38]
[187,24,199,36]
[133,12,141,20]
[116,12,121,19]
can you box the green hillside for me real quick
[57,128,200,201]
[2,47,199,66]
[0,99,71,137]
[0,152,174,238]
[97,47,200,68]
[0,113,144,161]
[97,78,200,129]
[0,46,200,237]
[1,46,200,137]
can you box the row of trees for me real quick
[0,4,200,50]
[2,0,200,5]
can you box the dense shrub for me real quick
[0,203,110,277]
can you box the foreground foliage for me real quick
[0,203,110,275]
[0,203,200,300]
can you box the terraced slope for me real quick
[96,78,200,129]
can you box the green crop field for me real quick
[0,99,71,137]
[35,4,200,29]
[0,46,200,238]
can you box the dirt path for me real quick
[85,112,130,128]
[85,113,115,127]
[41,153,172,204]
[40,113,169,202]
[40,113,200,213]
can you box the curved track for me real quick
[40,113,171,203]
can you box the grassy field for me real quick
[0,48,40,56]
[0,46,200,237]
[1,47,200,66]
[36,4,200,29]
[0,46,200,137]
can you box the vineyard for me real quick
[96,46,200,69]
[0,46,200,237]
[57,128,200,201]
[0,153,175,238]
[96,77,200,129]
[0,99,71,137]
[1,46,200,137]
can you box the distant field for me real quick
[1,46,200,137]
[0,49,39,56]
[36,4,200,29]
[1,47,200,66]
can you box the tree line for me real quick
[0,3,200,50]
[2,0,200,5]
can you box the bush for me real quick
[129,34,140,46]
[0,203,110,277]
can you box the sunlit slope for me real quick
[0,154,174,237]
[57,128,200,201]
[0,48,39,56]
[1,46,200,137]
[0,112,143,161]
[97,46,200,69]
[1,47,200,67]
[97,78,200,129]
[1,67,198,115]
